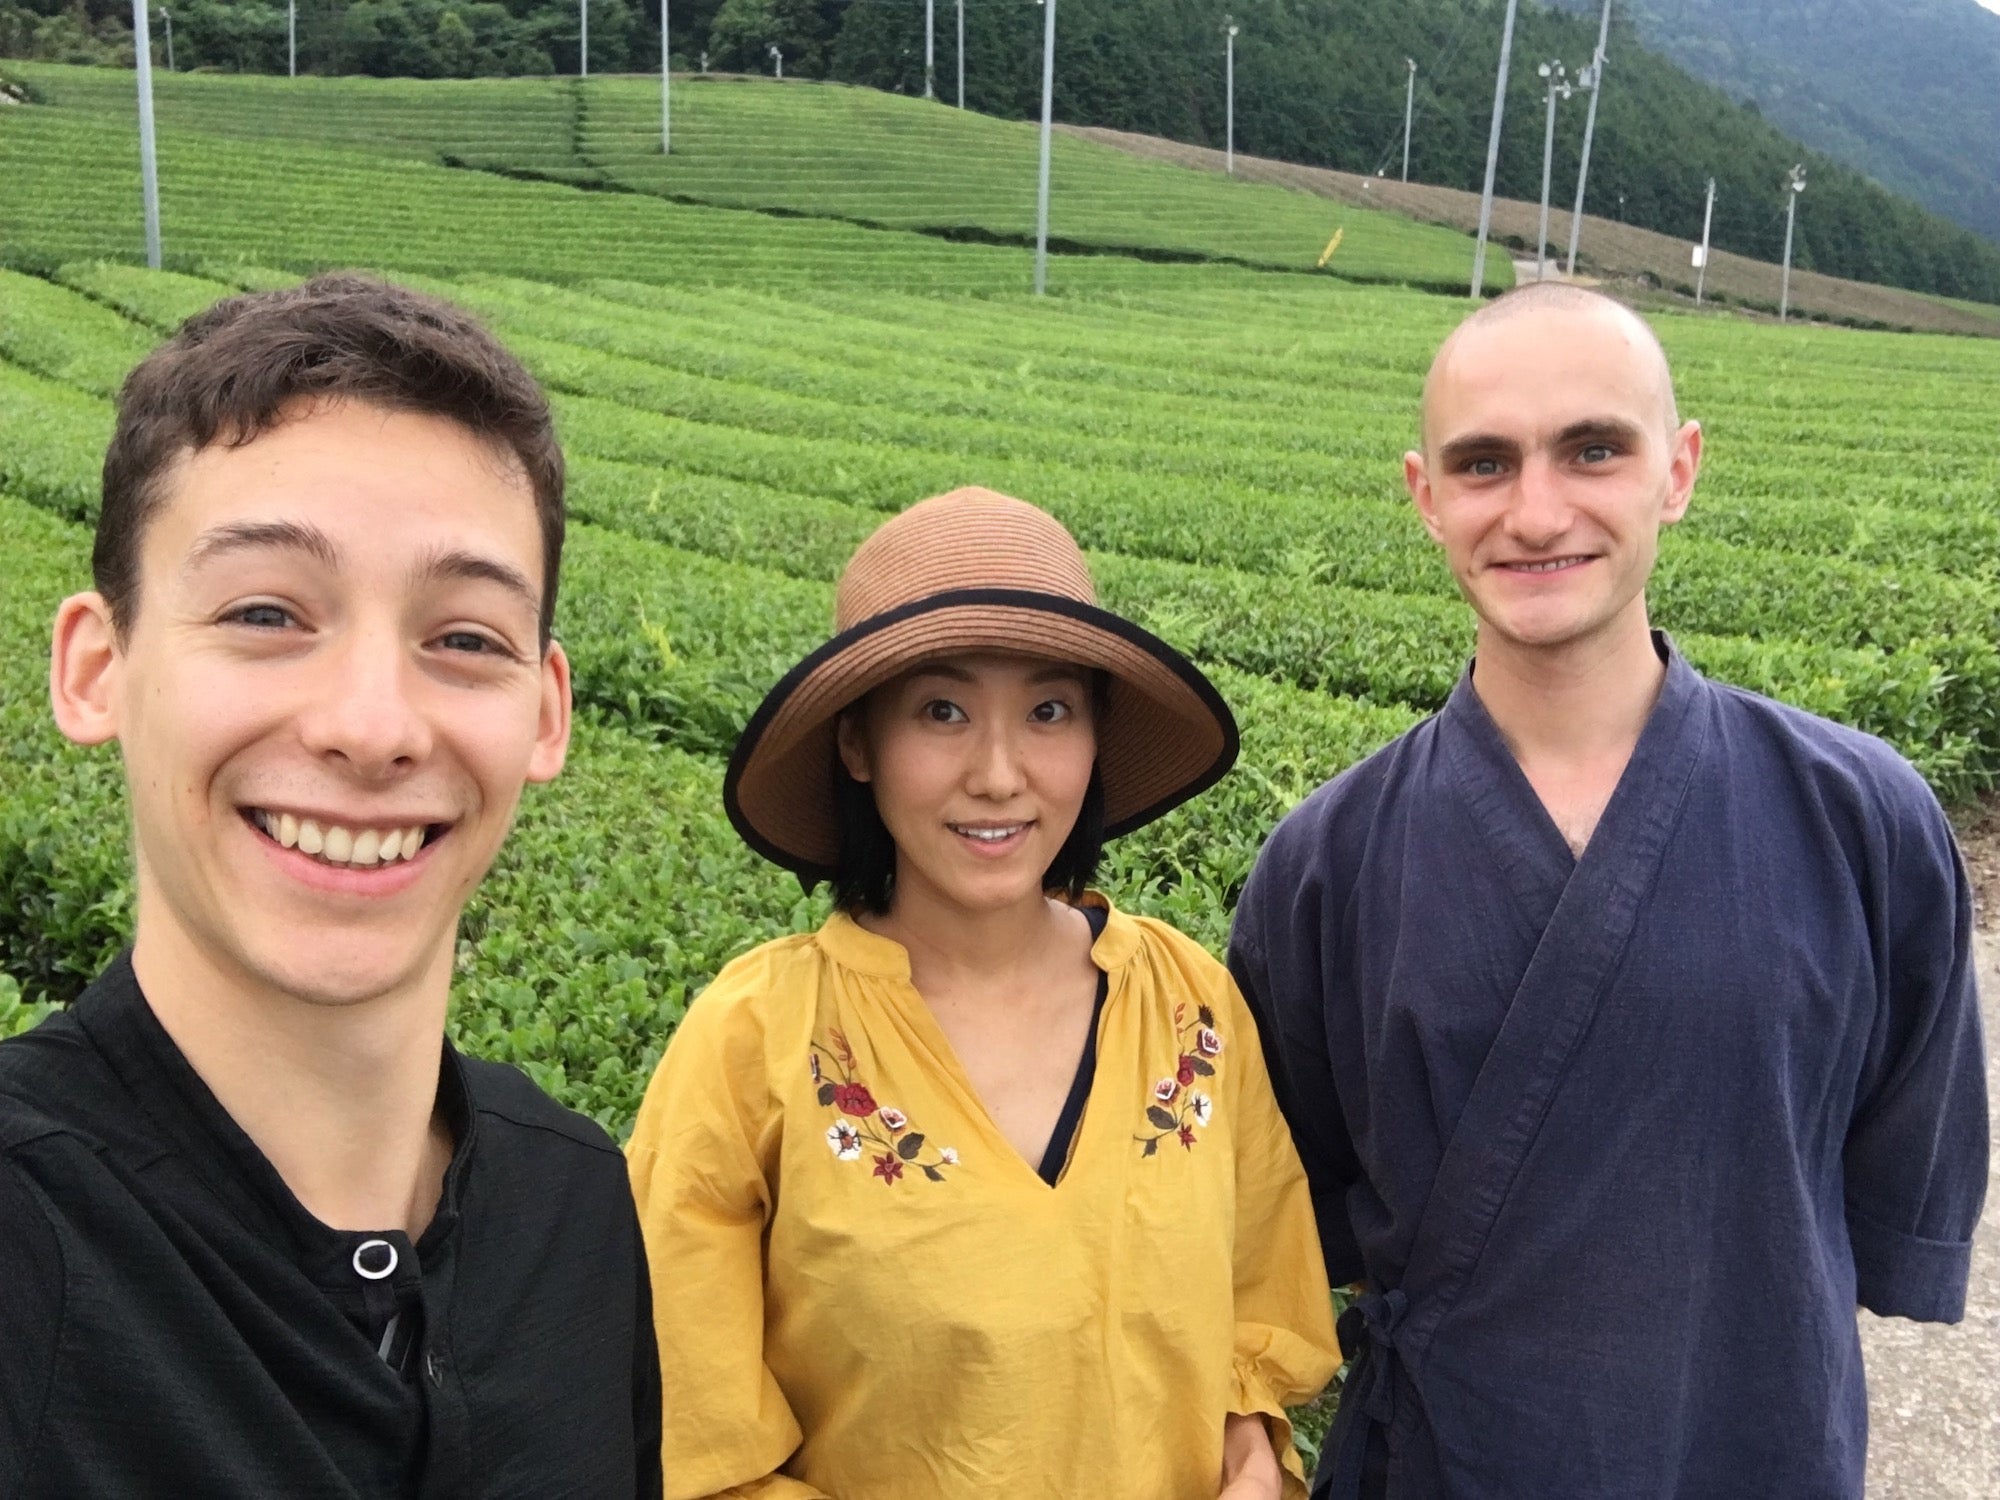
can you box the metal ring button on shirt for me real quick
[352,1239,399,1280]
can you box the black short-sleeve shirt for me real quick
[0,952,662,1499]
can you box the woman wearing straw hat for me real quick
[626,488,1338,1499]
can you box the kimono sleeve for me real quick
[1843,785,1989,1323]
[1228,860,1369,1286]
[625,987,833,1500]
[1220,978,1343,1497]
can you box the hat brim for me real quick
[724,587,1239,881]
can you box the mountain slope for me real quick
[1552,0,2000,243]
[832,0,2000,304]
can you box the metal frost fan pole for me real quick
[1564,0,1612,274]
[1694,176,1715,305]
[1535,60,1572,281]
[130,0,162,268]
[1469,0,1521,299]
[1225,19,1239,175]
[1033,0,1057,295]
[1779,164,1806,322]
[1402,58,1415,182]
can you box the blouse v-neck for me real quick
[833,903,1113,1190]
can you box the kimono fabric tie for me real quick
[1320,1287,1407,1499]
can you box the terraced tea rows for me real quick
[2,62,1508,292]
[4,66,1998,1134]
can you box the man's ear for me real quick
[1405,449,1445,543]
[1662,419,1703,527]
[834,709,871,784]
[50,592,122,748]
[525,638,573,785]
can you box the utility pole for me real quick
[1469,0,1521,299]
[159,7,173,70]
[287,0,295,77]
[1224,19,1239,175]
[1033,0,1057,295]
[1535,61,1571,281]
[580,0,588,77]
[1564,0,1612,274]
[660,0,670,154]
[130,0,162,268]
[1780,163,1806,322]
[769,42,782,80]
[956,0,964,107]
[924,0,935,99]
[1694,175,1715,305]
[1402,58,1415,183]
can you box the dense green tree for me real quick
[707,0,825,74]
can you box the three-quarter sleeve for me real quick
[626,987,833,1500]
[1843,785,1989,1322]
[1220,977,1343,1496]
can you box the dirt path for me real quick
[1862,813,2000,1496]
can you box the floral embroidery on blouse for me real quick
[1136,1002,1225,1156]
[812,1028,959,1183]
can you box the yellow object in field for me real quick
[1317,228,1345,268]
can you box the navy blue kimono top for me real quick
[1229,640,1987,1499]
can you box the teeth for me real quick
[955,824,1024,843]
[255,813,433,868]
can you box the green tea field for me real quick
[3,65,1999,1145]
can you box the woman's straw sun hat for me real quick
[724,487,1239,880]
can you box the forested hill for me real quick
[1550,0,2000,246]
[8,0,2000,305]
[830,0,2000,304]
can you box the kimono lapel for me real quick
[1398,645,1711,1371]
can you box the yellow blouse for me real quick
[626,897,1339,1500]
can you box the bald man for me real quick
[1229,285,1987,1499]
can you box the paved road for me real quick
[1860,931,2000,1497]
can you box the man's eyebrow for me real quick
[185,520,341,572]
[414,547,541,614]
[1436,432,1520,468]
[1554,416,1646,448]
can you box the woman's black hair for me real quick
[829,672,1110,916]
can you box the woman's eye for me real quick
[228,604,292,629]
[922,700,967,724]
[1031,700,1073,724]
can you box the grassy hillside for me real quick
[0,62,1510,292]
